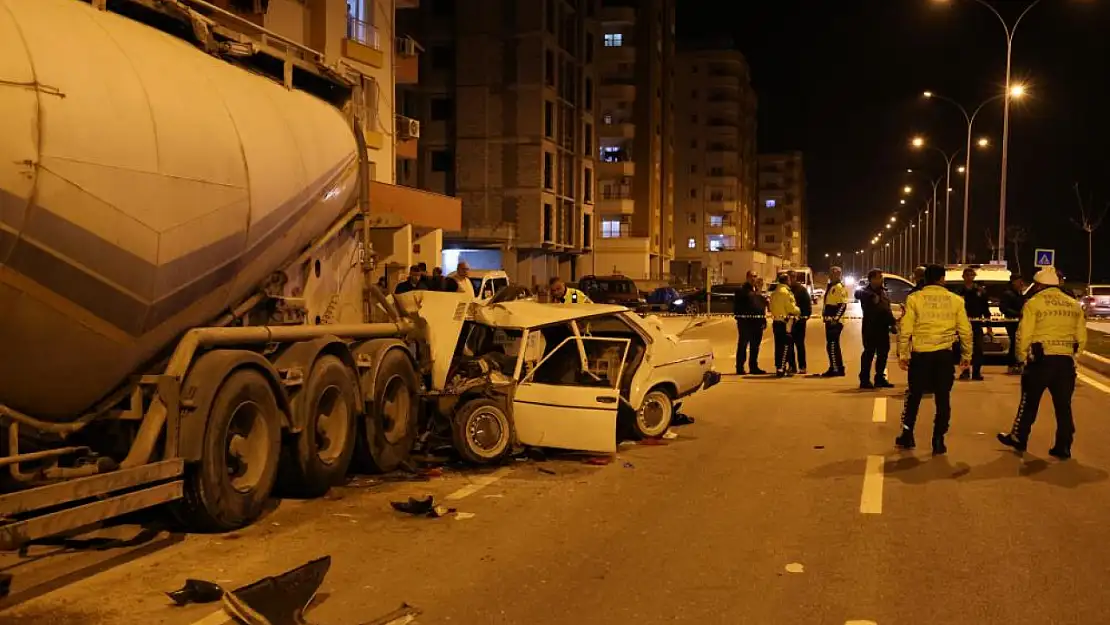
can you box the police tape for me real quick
[645,312,1018,324]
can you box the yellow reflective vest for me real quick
[898,285,972,361]
[556,287,592,304]
[1017,287,1087,358]
[769,283,800,321]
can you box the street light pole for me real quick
[968,0,1042,262]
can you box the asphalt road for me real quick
[4,312,1110,625]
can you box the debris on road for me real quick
[813,445,825,450]
[622,462,635,469]
[784,563,805,574]
[166,578,224,606]
[582,456,613,466]
[537,467,557,475]
[662,430,679,440]
[222,556,330,625]
[361,602,423,625]
[390,496,456,518]
[454,512,476,521]
[638,438,666,447]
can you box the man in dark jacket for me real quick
[734,271,768,375]
[786,270,813,374]
[394,265,427,295]
[999,275,1026,374]
[909,266,926,293]
[956,267,990,380]
[857,269,896,389]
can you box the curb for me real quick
[1079,351,1110,378]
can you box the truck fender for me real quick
[349,338,418,409]
[178,349,292,463]
[269,336,362,434]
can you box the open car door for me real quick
[512,335,631,453]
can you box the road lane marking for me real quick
[846,621,878,625]
[1078,371,1110,395]
[187,610,231,625]
[445,466,514,501]
[872,397,887,423]
[860,455,884,514]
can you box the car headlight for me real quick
[673,298,684,306]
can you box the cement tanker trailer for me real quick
[0,0,422,546]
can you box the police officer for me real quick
[549,276,591,304]
[770,273,800,378]
[896,264,972,455]
[999,274,1027,374]
[996,267,1087,460]
[820,266,849,377]
[956,267,989,381]
[858,268,896,389]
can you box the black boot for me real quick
[932,437,947,456]
[996,432,1027,453]
[859,379,875,390]
[1048,446,1071,461]
[874,378,895,389]
[895,431,916,450]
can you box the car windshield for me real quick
[594,280,636,294]
[1091,287,1110,296]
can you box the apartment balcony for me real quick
[395,36,421,84]
[598,190,636,215]
[707,171,740,185]
[706,73,740,89]
[604,44,636,62]
[705,199,740,213]
[601,7,636,24]
[395,115,419,160]
[598,159,635,178]
[599,82,635,100]
[343,16,384,69]
[705,222,739,236]
[599,120,635,139]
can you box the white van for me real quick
[467,269,511,303]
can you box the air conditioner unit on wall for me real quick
[397,116,420,139]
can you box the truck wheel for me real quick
[282,356,358,497]
[452,398,512,464]
[634,389,673,439]
[359,349,418,472]
[181,369,281,532]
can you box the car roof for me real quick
[468,269,508,278]
[882,273,914,285]
[945,267,1011,282]
[474,300,631,329]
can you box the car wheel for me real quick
[452,398,513,464]
[634,389,674,439]
[685,303,700,315]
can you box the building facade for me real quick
[591,0,675,281]
[395,0,600,287]
[757,151,807,268]
[671,40,758,285]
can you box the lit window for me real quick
[709,215,724,227]
[687,238,696,249]
[765,199,776,208]
[601,219,628,238]
[604,33,623,47]
[709,239,722,252]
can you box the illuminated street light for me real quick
[890,216,897,222]
[900,199,906,205]
[977,137,990,147]
[1010,84,1026,98]
[907,168,913,173]
[911,137,925,148]
[886,224,892,229]
[957,166,966,173]
[903,185,913,194]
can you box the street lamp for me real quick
[932,0,1042,262]
[957,166,966,174]
[977,137,990,147]
[903,185,913,194]
[922,88,1020,263]
[900,199,906,205]
[909,136,988,264]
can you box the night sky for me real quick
[679,0,1110,283]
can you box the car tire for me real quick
[634,388,674,439]
[280,355,359,497]
[452,398,513,464]
[685,303,700,315]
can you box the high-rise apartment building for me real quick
[757,151,807,267]
[672,40,758,284]
[396,0,600,286]
[592,0,675,280]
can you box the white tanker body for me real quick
[0,0,423,547]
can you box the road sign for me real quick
[1034,248,1055,268]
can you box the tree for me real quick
[1005,226,1027,277]
[1072,183,1109,290]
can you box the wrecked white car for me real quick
[396,292,720,463]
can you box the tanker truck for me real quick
[0,0,430,546]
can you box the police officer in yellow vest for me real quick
[896,264,972,455]
[549,276,592,304]
[770,273,801,377]
[821,266,850,377]
[997,267,1087,460]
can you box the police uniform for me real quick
[769,281,801,376]
[997,268,1087,459]
[554,287,592,304]
[956,281,990,380]
[821,279,850,377]
[896,282,972,454]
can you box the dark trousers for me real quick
[825,322,845,373]
[900,350,956,440]
[860,332,890,383]
[1007,356,1077,450]
[736,321,764,373]
[772,320,792,373]
[1006,324,1019,365]
[788,320,808,371]
[956,324,985,376]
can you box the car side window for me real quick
[885,278,913,305]
[526,336,628,388]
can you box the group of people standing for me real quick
[391,261,470,295]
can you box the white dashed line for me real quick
[445,466,514,501]
[871,397,887,423]
[846,621,878,625]
[860,455,884,514]
[1078,371,1110,395]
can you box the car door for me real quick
[884,277,914,318]
[512,334,630,453]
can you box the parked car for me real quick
[668,283,743,314]
[644,286,686,312]
[578,275,648,311]
[467,269,512,303]
[416,298,721,462]
[943,265,1014,356]
[1082,285,1110,318]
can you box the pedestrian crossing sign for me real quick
[1034,248,1055,268]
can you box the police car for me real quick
[943,263,1015,355]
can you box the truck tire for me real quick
[181,369,282,532]
[358,348,419,472]
[281,355,359,497]
[633,388,673,439]
[451,398,512,464]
